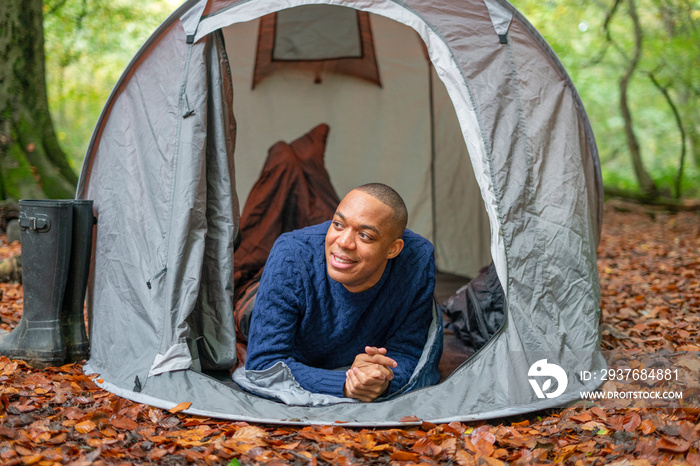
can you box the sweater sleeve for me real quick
[244,236,347,397]
[383,244,438,395]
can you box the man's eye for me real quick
[359,232,372,241]
[333,221,343,229]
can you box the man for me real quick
[243,183,441,402]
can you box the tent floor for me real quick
[435,272,473,382]
[204,272,473,386]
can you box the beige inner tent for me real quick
[223,9,492,278]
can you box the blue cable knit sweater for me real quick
[245,221,440,398]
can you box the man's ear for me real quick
[386,238,404,260]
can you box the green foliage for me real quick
[43,0,177,171]
[512,0,700,198]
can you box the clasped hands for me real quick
[343,346,397,402]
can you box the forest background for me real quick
[36,0,700,202]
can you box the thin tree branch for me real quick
[648,72,687,199]
[594,0,629,65]
[603,0,624,40]
[619,0,659,198]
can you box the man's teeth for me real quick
[335,255,353,264]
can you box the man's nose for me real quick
[337,229,355,249]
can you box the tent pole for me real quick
[428,62,437,258]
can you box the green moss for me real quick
[2,139,46,200]
[1,120,75,200]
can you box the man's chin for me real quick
[327,267,347,284]
[326,265,358,287]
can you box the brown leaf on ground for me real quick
[622,412,642,432]
[399,415,421,422]
[657,436,690,453]
[640,419,655,435]
[0,208,698,464]
[168,401,192,414]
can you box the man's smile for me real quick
[330,252,357,269]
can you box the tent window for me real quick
[253,5,381,88]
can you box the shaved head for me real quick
[354,183,408,239]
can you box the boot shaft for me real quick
[0,200,75,368]
[62,200,95,362]
[19,200,74,314]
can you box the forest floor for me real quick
[0,202,698,465]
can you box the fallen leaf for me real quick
[622,412,642,432]
[454,449,475,466]
[111,415,138,430]
[471,429,496,445]
[399,415,421,423]
[168,401,192,414]
[390,451,420,461]
[15,446,34,456]
[158,416,180,429]
[474,439,494,457]
[20,453,42,465]
[74,420,97,433]
[640,419,655,435]
[474,455,506,465]
[581,421,606,432]
[571,412,593,423]
[657,436,690,453]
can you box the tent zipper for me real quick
[146,267,167,289]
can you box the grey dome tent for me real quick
[78,0,606,425]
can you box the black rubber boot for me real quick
[61,200,94,363]
[0,200,73,368]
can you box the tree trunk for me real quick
[619,0,659,199]
[0,0,77,201]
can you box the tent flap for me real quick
[180,0,208,41]
[483,0,514,40]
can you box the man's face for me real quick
[325,190,404,293]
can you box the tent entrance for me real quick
[186,7,501,386]
[222,9,492,280]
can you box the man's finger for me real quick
[345,370,374,398]
[346,370,388,401]
[367,363,394,380]
[355,352,397,368]
[353,367,385,385]
[365,346,387,356]
[365,354,398,368]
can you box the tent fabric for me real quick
[78,0,605,426]
[274,5,361,60]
